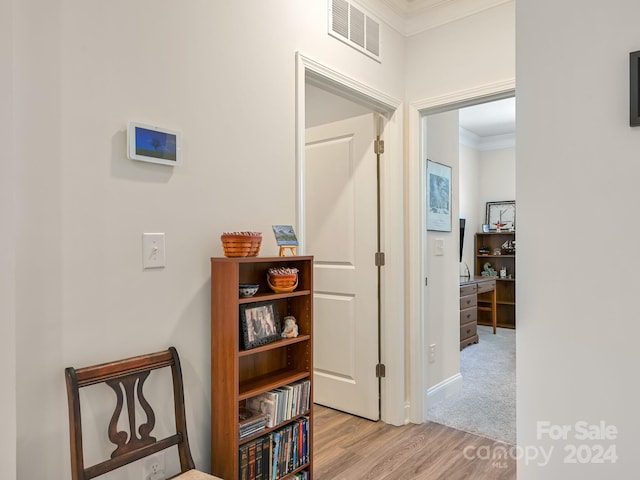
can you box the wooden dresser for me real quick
[459,277,497,350]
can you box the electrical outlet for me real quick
[428,344,436,363]
[143,453,166,480]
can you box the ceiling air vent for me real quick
[329,0,381,62]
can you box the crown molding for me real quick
[459,127,515,151]
[364,0,513,36]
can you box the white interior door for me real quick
[304,113,379,420]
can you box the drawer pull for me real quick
[466,328,471,334]
[466,313,471,319]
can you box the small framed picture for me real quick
[272,225,299,246]
[240,301,281,350]
[426,159,452,232]
[482,224,490,233]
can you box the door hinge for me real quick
[375,252,385,267]
[376,363,386,378]
[374,139,385,154]
[425,277,428,286]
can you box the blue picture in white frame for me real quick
[426,159,452,232]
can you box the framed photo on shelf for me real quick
[272,225,299,246]
[426,159,452,232]
[486,200,516,231]
[240,301,281,350]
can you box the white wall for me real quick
[305,83,372,127]
[405,2,515,103]
[460,145,515,276]
[406,1,515,394]
[459,144,481,276]
[425,111,461,388]
[11,1,405,478]
[518,0,640,477]
[479,147,516,221]
[0,0,16,477]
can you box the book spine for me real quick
[262,434,272,480]
[255,439,263,480]
[271,431,280,480]
[248,442,256,479]
[239,444,249,480]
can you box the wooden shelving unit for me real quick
[210,255,314,480]
[474,232,516,328]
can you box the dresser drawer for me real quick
[460,307,477,325]
[460,322,477,341]
[460,284,477,297]
[477,279,496,294]
[460,294,477,310]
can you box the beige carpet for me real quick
[427,325,516,445]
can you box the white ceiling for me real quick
[459,97,515,138]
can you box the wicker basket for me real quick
[221,233,262,257]
[267,273,298,293]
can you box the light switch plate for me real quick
[142,233,166,269]
[434,238,444,256]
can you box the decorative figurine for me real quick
[281,315,299,338]
[481,262,498,277]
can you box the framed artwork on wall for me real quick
[485,200,516,231]
[631,51,640,126]
[426,159,452,232]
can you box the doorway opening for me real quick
[295,53,405,425]
[422,95,516,444]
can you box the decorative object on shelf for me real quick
[221,231,262,257]
[281,315,299,338]
[478,246,491,255]
[500,267,507,278]
[272,225,299,256]
[238,283,259,298]
[501,239,516,255]
[631,51,640,126]
[238,406,267,440]
[481,262,498,277]
[426,160,452,232]
[485,201,515,232]
[267,266,299,293]
[240,301,281,350]
[482,224,490,233]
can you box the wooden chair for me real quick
[65,346,221,480]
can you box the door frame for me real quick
[406,80,516,423]
[295,52,406,425]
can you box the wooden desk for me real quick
[459,277,497,344]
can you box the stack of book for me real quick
[239,406,267,440]
[245,379,311,428]
[239,417,310,480]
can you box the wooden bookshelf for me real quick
[474,233,516,328]
[210,256,314,480]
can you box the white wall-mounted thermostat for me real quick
[127,122,181,166]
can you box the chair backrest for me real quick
[65,347,196,480]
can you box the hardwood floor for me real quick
[313,405,516,480]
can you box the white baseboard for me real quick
[426,373,463,406]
